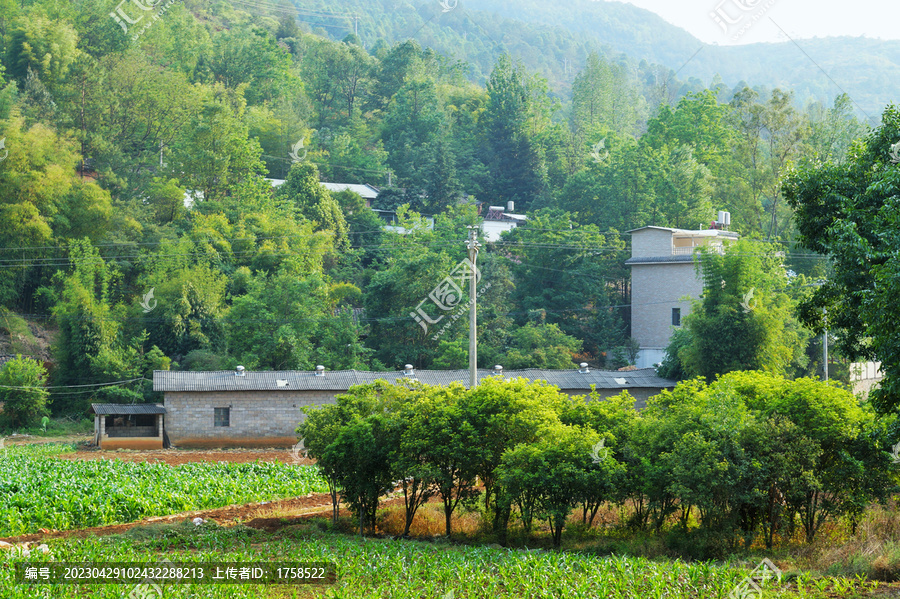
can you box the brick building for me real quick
[153,365,676,448]
[627,223,739,368]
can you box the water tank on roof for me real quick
[717,210,731,227]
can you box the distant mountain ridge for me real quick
[288,0,898,117]
[463,0,898,117]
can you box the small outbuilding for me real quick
[90,403,166,450]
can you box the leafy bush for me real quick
[0,355,50,430]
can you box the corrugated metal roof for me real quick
[90,403,166,415]
[320,182,380,199]
[153,368,676,393]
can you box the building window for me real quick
[672,308,681,327]
[214,407,230,427]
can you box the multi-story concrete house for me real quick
[627,221,739,368]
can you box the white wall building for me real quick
[626,223,739,369]
[481,202,527,242]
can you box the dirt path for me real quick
[0,488,408,546]
[0,492,342,544]
[2,434,90,445]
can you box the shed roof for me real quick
[153,368,675,393]
[90,403,166,415]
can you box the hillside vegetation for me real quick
[0,0,873,418]
[282,0,898,117]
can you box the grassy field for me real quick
[0,443,329,536]
[0,521,884,598]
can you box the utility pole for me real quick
[823,307,828,382]
[466,226,481,388]
[802,281,830,382]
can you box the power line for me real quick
[0,377,147,393]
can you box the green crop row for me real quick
[0,451,329,536]
[0,525,878,598]
[1,442,75,459]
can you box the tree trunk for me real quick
[444,498,453,537]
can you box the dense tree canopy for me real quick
[300,373,893,552]
[784,104,900,414]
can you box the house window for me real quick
[672,308,681,327]
[214,407,230,427]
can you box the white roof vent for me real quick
[579,362,590,374]
[315,365,325,377]
[235,365,245,377]
[404,364,415,376]
[494,365,503,374]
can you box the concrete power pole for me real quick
[466,226,481,388]
[823,307,828,382]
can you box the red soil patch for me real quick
[0,492,338,544]
[0,492,408,545]
[58,446,316,467]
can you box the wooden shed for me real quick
[91,403,166,450]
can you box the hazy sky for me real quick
[615,0,900,45]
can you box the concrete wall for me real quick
[100,438,163,450]
[630,261,701,351]
[164,390,338,448]
[635,349,667,370]
[482,220,517,242]
[850,361,883,398]
[632,229,674,258]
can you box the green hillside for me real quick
[278,0,898,118]
[0,0,875,417]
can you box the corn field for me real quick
[0,525,879,598]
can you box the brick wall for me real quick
[165,387,666,448]
[165,390,338,448]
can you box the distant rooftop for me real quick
[484,205,527,222]
[627,225,739,238]
[319,182,380,199]
[265,179,381,200]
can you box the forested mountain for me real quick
[0,0,876,417]
[282,0,897,118]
